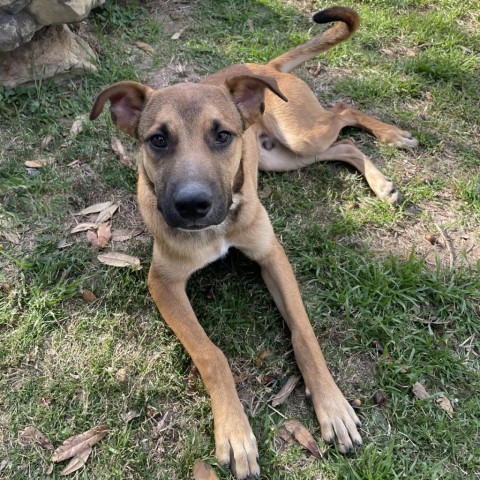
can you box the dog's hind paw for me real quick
[377,126,418,150]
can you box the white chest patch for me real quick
[206,240,231,265]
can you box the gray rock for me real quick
[27,0,105,27]
[0,0,31,15]
[0,9,35,51]
[0,24,97,86]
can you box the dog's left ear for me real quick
[225,75,287,127]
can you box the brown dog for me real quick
[90,7,417,478]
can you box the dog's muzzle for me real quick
[159,180,229,230]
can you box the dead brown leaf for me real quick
[24,158,54,169]
[69,114,87,136]
[187,364,199,394]
[20,426,53,450]
[134,40,155,55]
[121,410,140,423]
[111,136,136,169]
[115,368,127,383]
[95,204,118,224]
[111,228,143,242]
[255,349,268,368]
[171,25,188,40]
[436,395,454,418]
[276,427,295,444]
[42,134,54,147]
[97,252,141,269]
[76,201,113,216]
[271,375,300,407]
[86,230,98,246]
[81,289,97,303]
[39,395,53,407]
[60,447,92,476]
[284,419,323,459]
[51,425,107,463]
[412,382,430,400]
[380,48,395,57]
[57,238,73,250]
[192,459,219,480]
[96,223,112,248]
[24,160,42,168]
[246,19,254,32]
[71,222,98,234]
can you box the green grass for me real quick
[1,0,479,479]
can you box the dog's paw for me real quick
[215,409,259,479]
[374,176,403,204]
[377,127,418,149]
[312,386,363,454]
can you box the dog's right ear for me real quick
[90,81,152,137]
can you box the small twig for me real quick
[434,222,454,269]
[267,403,287,419]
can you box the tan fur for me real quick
[90,7,417,478]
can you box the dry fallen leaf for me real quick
[86,230,98,245]
[192,459,219,480]
[271,375,300,407]
[25,160,43,168]
[171,25,188,40]
[276,427,295,444]
[97,252,141,269]
[57,238,73,250]
[60,446,92,476]
[246,18,254,32]
[39,395,54,407]
[2,231,20,245]
[24,158,54,169]
[115,368,127,383]
[111,136,136,169]
[121,410,140,423]
[42,134,55,147]
[111,228,143,242]
[51,425,107,463]
[20,426,53,450]
[69,114,88,136]
[76,202,113,216]
[81,289,97,303]
[71,222,98,234]
[96,223,112,248]
[134,40,155,55]
[255,349,268,368]
[412,382,430,400]
[95,204,118,224]
[436,395,454,418]
[380,48,395,57]
[284,419,323,459]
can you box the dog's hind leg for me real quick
[331,102,418,149]
[258,138,401,203]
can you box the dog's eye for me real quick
[150,134,168,149]
[215,131,232,145]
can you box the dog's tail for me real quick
[267,6,360,73]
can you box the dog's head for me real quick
[90,76,286,231]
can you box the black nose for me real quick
[173,183,213,220]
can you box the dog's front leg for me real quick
[148,266,259,479]
[258,238,363,453]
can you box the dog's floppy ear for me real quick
[90,81,153,137]
[225,75,287,127]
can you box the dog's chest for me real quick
[205,240,231,265]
